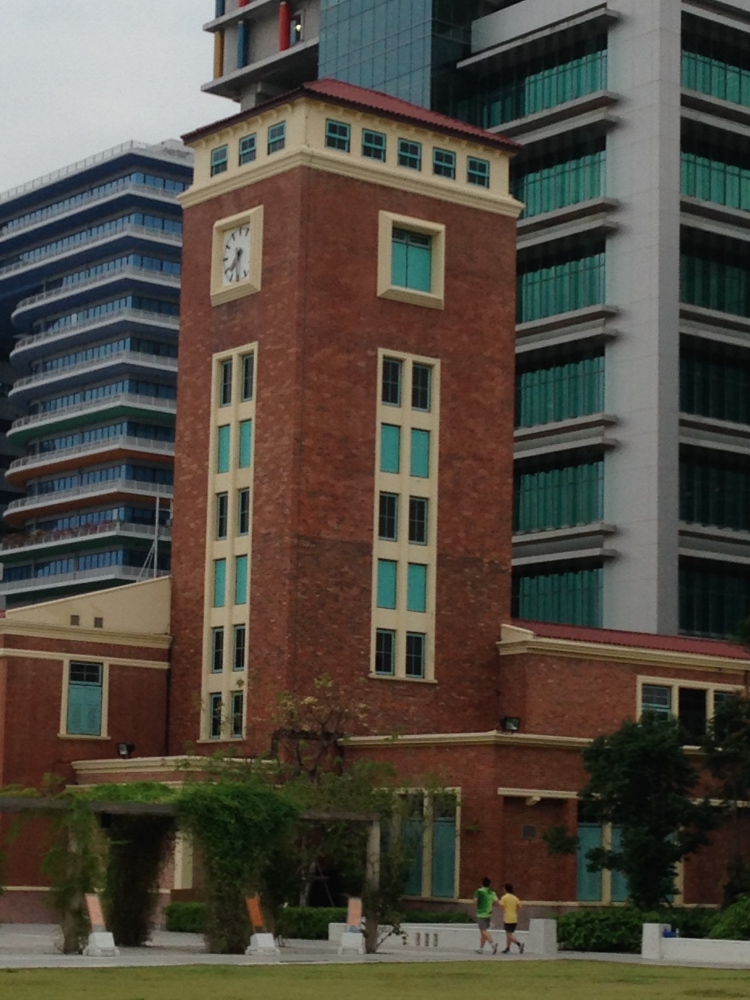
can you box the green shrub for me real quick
[164,902,207,934]
[276,907,346,940]
[709,895,750,940]
[641,907,716,939]
[557,908,643,953]
[402,910,474,924]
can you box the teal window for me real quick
[398,139,422,170]
[576,823,603,901]
[518,243,605,323]
[412,363,431,411]
[362,129,386,161]
[514,567,603,627]
[215,0,225,15]
[516,353,605,427]
[66,662,103,736]
[209,693,222,739]
[382,358,402,405]
[238,487,250,535]
[682,14,750,110]
[682,138,750,213]
[407,563,427,613]
[211,145,228,176]
[325,119,350,151]
[238,420,252,468]
[680,560,750,638]
[642,684,671,718]
[379,492,398,540]
[392,229,432,292]
[241,353,254,400]
[514,460,604,533]
[375,628,395,675]
[681,452,750,531]
[211,627,224,673]
[681,231,750,317]
[405,632,425,678]
[410,429,430,478]
[409,497,428,544]
[234,554,248,605]
[610,827,628,902]
[231,691,244,738]
[233,624,246,671]
[431,794,457,898]
[513,138,605,218]
[239,134,257,165]
[467,157,490,188]
[217,425,230,473]
[237,20,249,68]
[213,558,227,608]
[433,148,456,179]
[268,122,286,154]
[681,342,750,426]
[403,793,425,894]
[377,559,397,609]
[470,33,607,128]
[380,424,400,473]
[220,359,232,406]
[216,492,228,539]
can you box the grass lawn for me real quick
[3,961,750,1000]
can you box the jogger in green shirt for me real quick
[473,876,499,954]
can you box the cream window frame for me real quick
[210,205,264,306]
[637,675,742,740]
[395,787,461,901]
[377,211,445,310]
[58,658,110,740]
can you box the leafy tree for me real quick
[702,692,750,905]
[580,713,716,909]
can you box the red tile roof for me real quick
[511,619,750,660]
[183,78,519,153]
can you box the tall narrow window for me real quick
[66,662,103,736]
[410,429,430,478]
[241,353,254,400]
[392,230,432,292]
[398,139,422,170]
[412,364,431,411]
[216,492,228,539]
[380,424,401,473]
[375,629,395,675]
[211,145,228,176]
[213,558,227,608]
[209,693,222,739]
[231,691,244,738]
[217,425,230,473]
[406,633,426,678]
[290,12,303,44]
[220,360,232,405]
[268,122,286,154]
[238,487,250,535]
[237,20,249,68]
[407,563,427,613]
[377,559,397,609]
[235,554,248,604]
[211,627,224,672]
[238,420,252,468]
[382,358,402,405]
[325,119,351,152]
[409,497,428,544]
[233,624,246,671]
[379,492,398,540]
[239,134,257,165]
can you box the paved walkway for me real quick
[0,924,749,971]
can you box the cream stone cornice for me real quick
[345,731,590,750]
[72,755,205,777]
[0,648,168,669]
[180,146,522,219]
[498,624,750,674]
[496,787,578,799]
[0,620,171,649]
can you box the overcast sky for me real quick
[0,0,229,193]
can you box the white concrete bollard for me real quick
[641,923,669,960]
[84,931,118,956]
[528,918,557,955]
[338,930,365,955]
[246,932,280,959]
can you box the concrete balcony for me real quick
[6,435,175,486]
[11,309,179,363]
[10,351,178,402]
[0,564,169,599]
[1,520,171,558]
[6,393,177,446]
[3,479,173,524]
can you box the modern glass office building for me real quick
[204,0,750,639]
[0,141,193,606]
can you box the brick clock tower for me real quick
[170,79,520,765]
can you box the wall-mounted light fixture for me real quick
[117,743,136,758]
[500,717,521,733]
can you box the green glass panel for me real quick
[407,563,427,613]
[410,429,430,478]
[391,240,408,287]
[517,567,603,627]
[67,682,102,736]
[377,559,397,609]
[680,563,750,638]
[380,424,400,473]
[403,815,424,896]
[213,558,226,608]
[217,425,230,473]
[238,420,252,468]
[610,827,628,902]
[431,815,456,898]
[234,554,248,605]
[577,823,603,901]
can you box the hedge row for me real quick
[557,907,718,953]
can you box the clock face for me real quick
[222,225,251,285]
